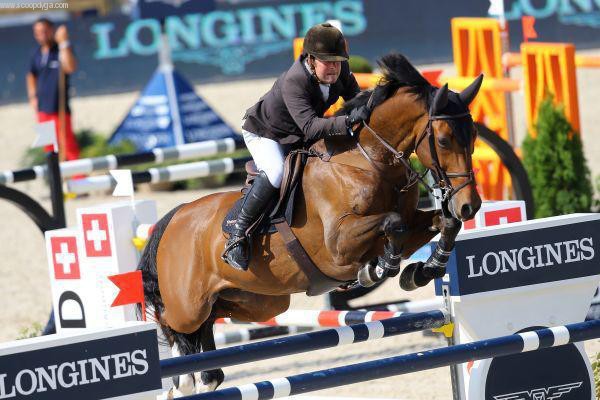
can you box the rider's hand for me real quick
[346,105,370,129]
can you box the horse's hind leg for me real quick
[165,325,202,397]
[199,319,224,392]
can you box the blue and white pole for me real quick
[160,310,449,379]
[177,319,600,400]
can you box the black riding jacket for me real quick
[242,55,360,146]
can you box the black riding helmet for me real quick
[303,22,349,61]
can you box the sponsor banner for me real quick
[435,216,600,296]
[0,324,161,400]
[3,0,600,105]
[135,0,216,19]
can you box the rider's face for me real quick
[313,58,342,84]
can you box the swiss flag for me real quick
[50,236,80,279]
[81,213,112,257]
[483,207,524,226]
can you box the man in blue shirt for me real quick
[26,17,80,160]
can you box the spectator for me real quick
[26,17,80,160]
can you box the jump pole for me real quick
[160,310,449,378]
[176,319,600,400]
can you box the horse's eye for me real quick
[438,136,451,149]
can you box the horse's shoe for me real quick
[399,261,446,291]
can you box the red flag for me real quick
[108,270,146,321]
[521,16,537,42]
[421,69,443,87]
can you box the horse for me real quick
[138,53,483,395]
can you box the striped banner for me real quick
[215,310,411,328]
[65,157,250,195]
[0,138,243,184]
[160,310,449,378]
[178,318,600,400]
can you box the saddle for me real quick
[222,149,352,296]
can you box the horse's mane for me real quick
[337,53,431,116]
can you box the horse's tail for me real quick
[137,204,184,333]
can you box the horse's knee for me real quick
[381,212,408,239]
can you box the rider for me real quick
[224,22,370,271]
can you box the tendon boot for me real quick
[223,171,278,271]
[357,241,402,287]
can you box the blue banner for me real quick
[0,326,161,399]
[135,0,216,20]
[2,0,600,106]
[434,218,600,296]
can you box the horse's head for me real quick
[414,76,483,221]
[340,53,482,221]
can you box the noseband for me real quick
[356,109,475,203]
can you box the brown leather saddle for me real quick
[222,149,352,295]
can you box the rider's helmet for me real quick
[303,22,349,61]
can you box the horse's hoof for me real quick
[201,369,224,392]
[357,262,384,287]
[399,262,431,291]
[170,373,195,396]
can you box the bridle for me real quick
[355,98,476,205]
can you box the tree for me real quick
[522,97,593,218]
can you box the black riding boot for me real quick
[224,171,278,271]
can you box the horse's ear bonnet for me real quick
[430,84,449,116]
[459,74,484,107]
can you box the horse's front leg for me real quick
[399,215,462,291]
[323,212,404,281]
[355,212,411,287]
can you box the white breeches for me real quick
[242,129,285,188]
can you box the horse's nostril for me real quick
[461,204,474,220]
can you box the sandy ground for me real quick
[0,55,599,399]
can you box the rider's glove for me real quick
[346,105,370,130]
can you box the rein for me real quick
[356,102,475,202]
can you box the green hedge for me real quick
[522,97,593,218]
[348,55,374,73]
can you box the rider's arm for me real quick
[282,78,348,142]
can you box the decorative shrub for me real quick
[522,97,593,218]
[348,55,374,73]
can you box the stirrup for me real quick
[221,235,247,263]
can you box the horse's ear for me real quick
[431,84,449,115]
[459,74,484,106]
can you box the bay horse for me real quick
[139,53,483,395]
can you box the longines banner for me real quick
[0,324,161,399]
[434,218,600,296]
[2,0,600,105]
